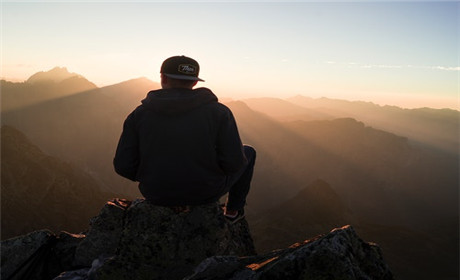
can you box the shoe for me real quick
[224,209,245,224]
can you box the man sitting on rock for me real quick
[113,55,256,223]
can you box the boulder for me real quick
[54,232,86,271]
[185,225,394,280]
[73,199,131,267]
[2,199,394,280]
[1,230,55,280]
[94,199,256,280]
[1,230,84,280]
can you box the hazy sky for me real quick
[2,1,459,109]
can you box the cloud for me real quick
[361,64,404,69]
[429,66,460,71]
[325,61,460,71]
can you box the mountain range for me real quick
[1,67,97,113]
[1,67,458,279]
[243,96,459,155]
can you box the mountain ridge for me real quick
[1,125,120,239]
[1,68,98,112]
[26,67,85,84]
[286,95,459,154]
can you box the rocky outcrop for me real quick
[1,230,84,280]
[71,198,255,280]
[73,199,130,267]
[93,199,255,280]
[1,230,54,280]
[1,199,393,280]
[186,225,393,280]
[1,198,255,280]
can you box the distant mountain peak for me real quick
[50,66,69,72]
[26,67,84,84]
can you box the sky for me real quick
[1,1,459,109]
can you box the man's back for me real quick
[114,55,255,220]
[114,87,246,206]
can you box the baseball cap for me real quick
[160,55,205,82]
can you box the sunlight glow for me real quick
[1,2,458,110]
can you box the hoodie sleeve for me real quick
[113,111,139,181]
[216,107,247,175]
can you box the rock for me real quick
[2,199,394,280]
[53,268,90,280]
[94,199,256,280]
[73,198,131,267]
[1,229,84,280]
[185,256,243,280]
[185,225,394,280]
[53,255,109,280]
[55,231,86,272]
[1,229,55,280]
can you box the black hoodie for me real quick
[113,87,247,206]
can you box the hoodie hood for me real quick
[141,87,218,115]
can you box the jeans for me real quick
[223,145,256,211]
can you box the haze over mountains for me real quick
[1,125,119,239]
[1,67,458,279]
[1,67,97,112]
[243,96,459,155]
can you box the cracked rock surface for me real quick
[2,199,393,280]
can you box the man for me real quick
[114,55,255,222]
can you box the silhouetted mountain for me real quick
[26,67,85,84]
[227,100,458,279]
[224,101,310,213]
[97,77,161,115]
[0,125,119,240]
[241,97,332,121]
[251,179,353,251]
[1,76,160,196]
[251,179,458,280]
[287,95,459,155]
[228,101,456,224]
[1,67,97,112]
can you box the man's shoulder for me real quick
[130,104,147,115]
[203,101,234,115]
[213,101,231,110]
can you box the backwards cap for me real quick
[160,55,204,82]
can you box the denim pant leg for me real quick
[224,145,256,211]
